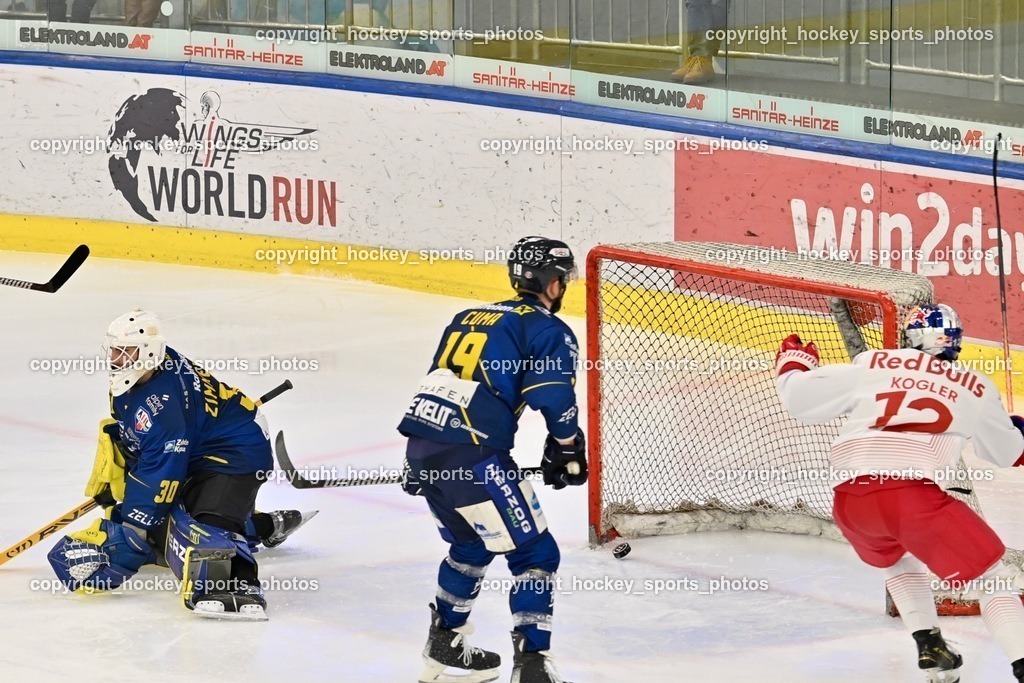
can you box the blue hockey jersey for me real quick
[110,347,272,531]
[398,295,580,450]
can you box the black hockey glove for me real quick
[542,429,588,490]
[1012,415,1024,438]
[401,457,423,496]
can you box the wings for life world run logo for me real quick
[106,88,337,226]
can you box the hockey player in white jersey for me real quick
[775,303,1024,683]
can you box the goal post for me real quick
[584,242,1018,615]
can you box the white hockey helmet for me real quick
[103,309,166,396]
[904,303,963,361]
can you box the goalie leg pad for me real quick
[166,504,264,618]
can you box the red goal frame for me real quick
[584,244,902,545]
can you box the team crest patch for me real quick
[134,407,152,433]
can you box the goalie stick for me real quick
[0,245,89,293]
[274,431,543,489]
[0,492,112,567]
[0,379,293,568]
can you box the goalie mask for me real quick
[904,304,963,361]
[507,236,577,313]
[103,309,166,397]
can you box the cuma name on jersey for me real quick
[406,397,457,430]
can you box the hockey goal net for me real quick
[585,242,1021,613]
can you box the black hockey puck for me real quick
[612,542,631,559]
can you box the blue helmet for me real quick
[904,304,963,361]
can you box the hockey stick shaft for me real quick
[993,134,1014,412]
[274,431,542,489]
[255,379,293,407]
[0,380,292,568]
[0,498,100,566]
[0,245,89,293]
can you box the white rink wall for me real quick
[0,62,675,255]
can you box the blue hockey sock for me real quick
[435,539,494,629]
[507,531,560,652]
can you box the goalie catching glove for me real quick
[542,428,588,490]
[47,519,156,593]
[775,334,820,376]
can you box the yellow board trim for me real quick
[0,213,585,315]
[0,212,1017,402]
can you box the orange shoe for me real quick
[682,56,715,85]
[670,56,699,82]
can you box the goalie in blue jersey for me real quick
[47,310,315,620]
[399,237,587,683]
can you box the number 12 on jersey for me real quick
[872,390,953,433]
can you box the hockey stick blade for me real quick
[0,244,90,293]
[275,431,319,489]
[274,431,401,488]
[273,431,542,489]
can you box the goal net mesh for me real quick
[592,242,983,537]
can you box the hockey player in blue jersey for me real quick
[399,237,587,683]
[47,310,314,620]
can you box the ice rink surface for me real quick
[2,251,1024,682]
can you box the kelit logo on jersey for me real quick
[407,397,456,429]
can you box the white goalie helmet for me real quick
[103,309,166,396]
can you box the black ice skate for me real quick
[419,604,500,683]
[183,546,268,622]
[192,583,268,622]
[511,631,571,683]
[262,509,319,548]
[1012,656,1024,683]
[913,628,962,683]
